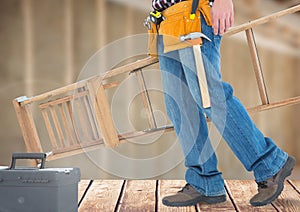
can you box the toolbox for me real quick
[0,153,80,212]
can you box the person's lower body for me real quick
[158,15,294,206]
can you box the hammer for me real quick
[180,32,211,42]
[180,32,211,108]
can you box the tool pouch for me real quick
[148,22,158,57]
[159,0,212,53]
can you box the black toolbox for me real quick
[0,153,80,212]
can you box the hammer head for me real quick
[180,32,212,42]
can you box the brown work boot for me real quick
[250,156,296,206]
[162,183,226,207]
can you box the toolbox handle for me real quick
[10,153,47,169]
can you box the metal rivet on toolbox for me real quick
[17,196,25,204]
[64,169,70,174]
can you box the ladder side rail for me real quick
[134,69,158,129]
[224,4,300,37]
[245,28,269,105]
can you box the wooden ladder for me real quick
[13,4,300,163]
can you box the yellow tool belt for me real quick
[147,22,159,57]
[147,0,212,56]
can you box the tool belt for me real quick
[147,21,159,57]
[147,0,212,55]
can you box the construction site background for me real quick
[0,0,299,179]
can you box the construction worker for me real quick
[150,0,296,207]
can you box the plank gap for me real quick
[224,181,239,212]
[270,202,280,212]
[288,180,300,196]
[155,180,159,212]
[78,180,94,208]
[114,180,127,212]
[271,181,300,211]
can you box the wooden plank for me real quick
[58,103,74,145]
[47,142,104,161]
[81,94,99,140]
[103,81,119,89]
[118,125,174,142]
[52,140,103,155]
[22,0,34,96]
[20,81,117,107]
[135,70,157,129]
[116,180,156,211]
[224,181,239,211]
[225,180,276,211]
[41,109,58,149]
[49,105,66,148]
[64,0,74,84]
[47,126,173,161]
[193,45,211,108]
[289,180,300,195]
[74,99,90,143]
[79,180,124,212]
[66,101,81,144]
[74,180,300,211]
[197,182,236,211]
[20,82,87,106]
[19,57,157,106]
[39,91,88,109]
[225,4,300,36]
[12,100,43,155]
[272,181,300,211]
[47,126,172,161]
[157,180,197,212]
[87,81,119,147]
[247,96,300,113]
[96,0,106,49]
[245,28,269,105]
[78,180,91,204]
[102,56,158,80]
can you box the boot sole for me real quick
[251,156,296,207]
[162,194,227,207]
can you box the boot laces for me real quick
[179,183,191,192]
[257,181,268,189]
[257,174,277,190]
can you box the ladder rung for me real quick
[248,96,300,113]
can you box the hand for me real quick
[211,0,234,35]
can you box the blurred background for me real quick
[0,0,299,179]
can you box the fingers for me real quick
[230,13,234,28]
[212,12,233,35]
[219,17,225,35]
[212,13,219,35]
[211,15,225,35]
[225,15,233,33]
[210,0,234,35]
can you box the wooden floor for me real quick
[77,180,300,211]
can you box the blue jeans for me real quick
[158,16,288,196]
